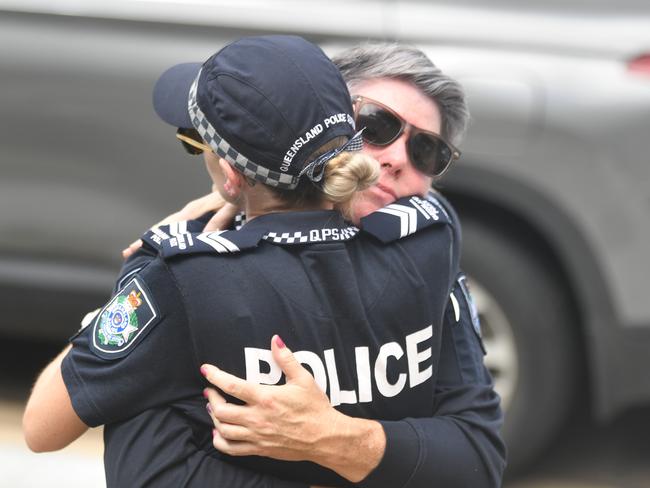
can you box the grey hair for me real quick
[332,43,469,145]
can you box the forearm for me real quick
[306,414,386,483]
[23,345,89,452]
[354,271,506,488]
[359,387,505,488]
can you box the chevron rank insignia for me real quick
[360,195,451,243]
[90,278,159,359]
[157,228,263,257]
[142,220,204,251]
[141,213,248,253]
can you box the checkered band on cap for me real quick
[187,71,300,190]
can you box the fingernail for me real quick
[206,403,212,414]
[275,335,285,349]
[203,389,209,399]
[200,366,208,377]
[212,428,218,437]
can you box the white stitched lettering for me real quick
[406,325,433,387]
[243,325,433,405]
[244,347,282,385]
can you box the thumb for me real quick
[270,334,305,382]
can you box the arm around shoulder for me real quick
[356,278,506,488]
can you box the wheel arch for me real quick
[439,164,619,419]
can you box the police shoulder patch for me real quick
[91,277,159,359]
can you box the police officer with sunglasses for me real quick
[205,44,504,487]
[109,43,505,487]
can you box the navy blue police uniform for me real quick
[62,193,505,488]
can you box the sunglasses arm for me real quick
[176,133,213,153]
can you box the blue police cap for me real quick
[153,35,357,189]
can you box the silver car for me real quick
[2,0,649,475]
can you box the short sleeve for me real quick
[61,258,203,427]
[114,245,159,292]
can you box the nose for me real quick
[378,133,410,176]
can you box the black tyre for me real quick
[460,213,579,475]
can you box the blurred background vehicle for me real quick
[1,0,650,476]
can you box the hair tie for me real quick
[299,130,365,186]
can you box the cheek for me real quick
[203,157,222,185]
[400,168,432,196]
[348,188,390,224]
[350,197,379,223]
[360,144,383,162]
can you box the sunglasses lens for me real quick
[177,128,204,155]
[356,104,403,146]
[181,140,202,155]
[355,97,457,177]
[408,132,452,177]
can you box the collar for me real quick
[141,194,452,257]
[142,209,360,258]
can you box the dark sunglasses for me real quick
[176,128,213,155]
[352,95,460,177]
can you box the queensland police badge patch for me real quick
[91,278,158,359]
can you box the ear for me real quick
[218,158,244,199]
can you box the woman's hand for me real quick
[202,335,385,482]
[202,335,339,461]
[121,192,239,258]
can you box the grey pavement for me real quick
[3,397,650,488]
[1,401,104,488]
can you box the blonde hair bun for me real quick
[322,152,380,204]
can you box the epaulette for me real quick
[160,227,265,257]
[142,226,262,259]
[142,219,204,251]
[141,212,248,254]
[425,191,453,224]
[360,195,452,243]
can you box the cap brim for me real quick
[152,62,201,128]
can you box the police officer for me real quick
[24,37,504,487]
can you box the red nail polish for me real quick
[200,366,208,377]
[203,389,209,399]
[275,335,285,349]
